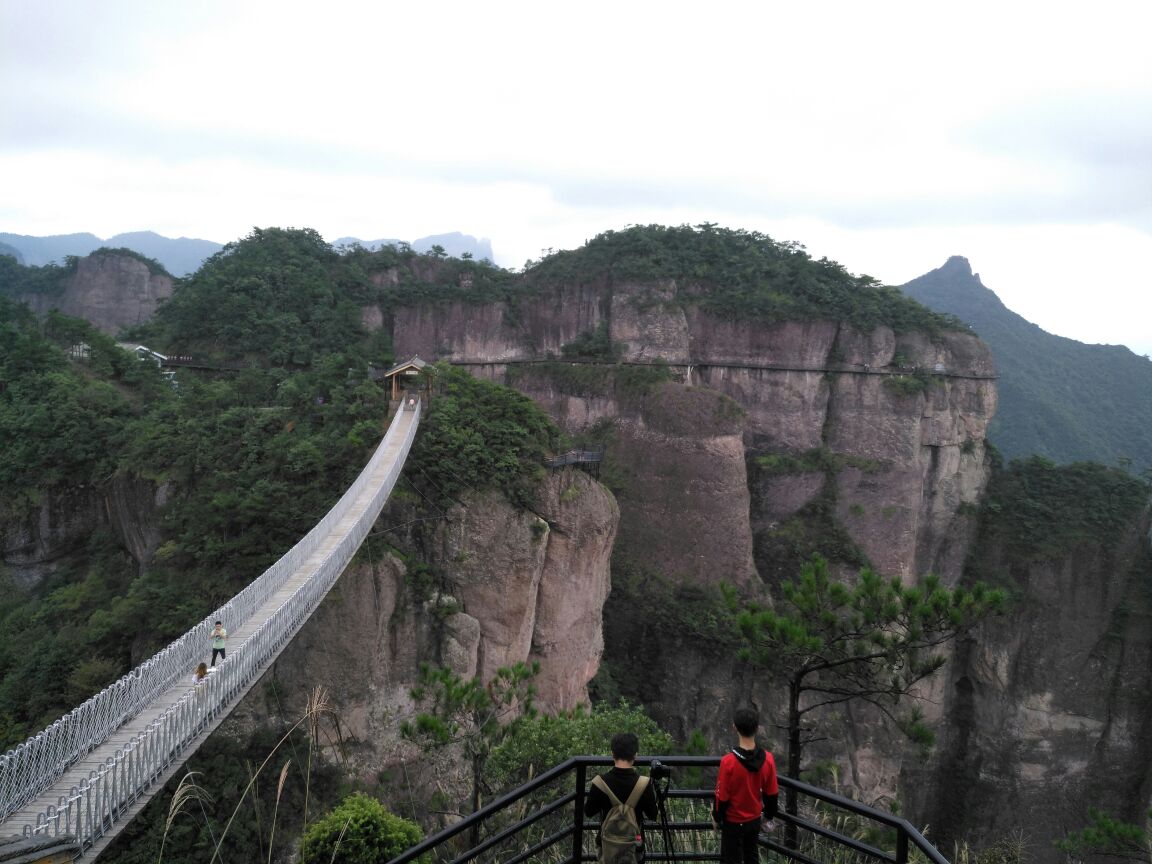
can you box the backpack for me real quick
[591,774,650,864]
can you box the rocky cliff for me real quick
[910,472,1152,859]
[223,468,618,792]
[1,476,167,590]
[365,277,998,803]
[16,252,174,335]
[384,278,997,590]
[17,234,1151,861]
[369,275,1152,860]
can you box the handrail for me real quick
[545,449,604,468]
[387,755,948,864]
[1,402,421,853]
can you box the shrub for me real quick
[883,370,934,397]
[300,793,422,864]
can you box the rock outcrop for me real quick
[17,253,174,335]
[910,508,1152,859]
[384,279,997,589]
[374,275,1005,838]
[1,476,167,589]
[224,468,618,788]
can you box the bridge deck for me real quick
[0,406,419,855]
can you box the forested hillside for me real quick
[0,228,548,749]
[902,256,1152,473]
[528,224,967,333]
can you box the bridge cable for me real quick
[365,473,453,540]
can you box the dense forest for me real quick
[526,224,968,334]
[0,228,553,750]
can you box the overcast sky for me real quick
[3,1,1150,354]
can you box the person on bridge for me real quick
[193,662,208,686]
[210,621,228,666]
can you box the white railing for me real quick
[0,401,420,850]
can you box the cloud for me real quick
[3,0,1151,353]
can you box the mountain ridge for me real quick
[901,257,1152,472]
[0,229,495,276]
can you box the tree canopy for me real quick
[524,224,967,334]
[146,227,366,367]
[300,793,423,864]
[732,554,1004,790]
[403,364,562,508]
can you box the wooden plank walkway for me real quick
[0,408,418,857]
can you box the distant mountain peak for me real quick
[901,258,1152,473]
[939,255,973,277]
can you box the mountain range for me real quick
[901,256,1152,473]
[331,232,494,262]
[0,231,222,276]
[0,230,494,277]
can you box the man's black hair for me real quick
[215,620,222,626]
[611,732,639,762]
[733,706,759,737]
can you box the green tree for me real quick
[732,554,1004,819]
[1057,808,1151,863]
[488,701,674,790]
[403,364,561,508]
[402,662,538,831]
[300,793,423,864]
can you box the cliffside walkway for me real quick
[0,402,422,858]
[450,357,999,382]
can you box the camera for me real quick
[650,759,671,780]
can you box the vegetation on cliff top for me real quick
[525,224,967,334]
[403,364,562,508]
[0,254,75,298]
[138,227,368,367]
[974,456,1150,563]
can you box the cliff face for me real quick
[18,253,173,335]
[1,476,167,589]
[911,511,1152,858]
[376,277,1013,832]
[385,279,997,588]
[224,469,618,788]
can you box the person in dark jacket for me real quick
[713,706,779,863]
[584,732,660,851]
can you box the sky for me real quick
[3,1,1150,354]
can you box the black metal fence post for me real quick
[573,762,587,864]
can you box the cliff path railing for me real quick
[0,400,421,855]
[386,755,950,864]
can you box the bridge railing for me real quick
[0,402,421,844]
[387,755,948,864]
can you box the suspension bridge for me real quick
[0,400,422,859]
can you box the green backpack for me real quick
[591,774,650,863]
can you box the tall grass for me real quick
[151,687,342,864]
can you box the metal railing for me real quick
[388,755,949,864]
[545,449,604,469]
[0,401,421,851]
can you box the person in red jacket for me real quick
[714,706,779,863]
